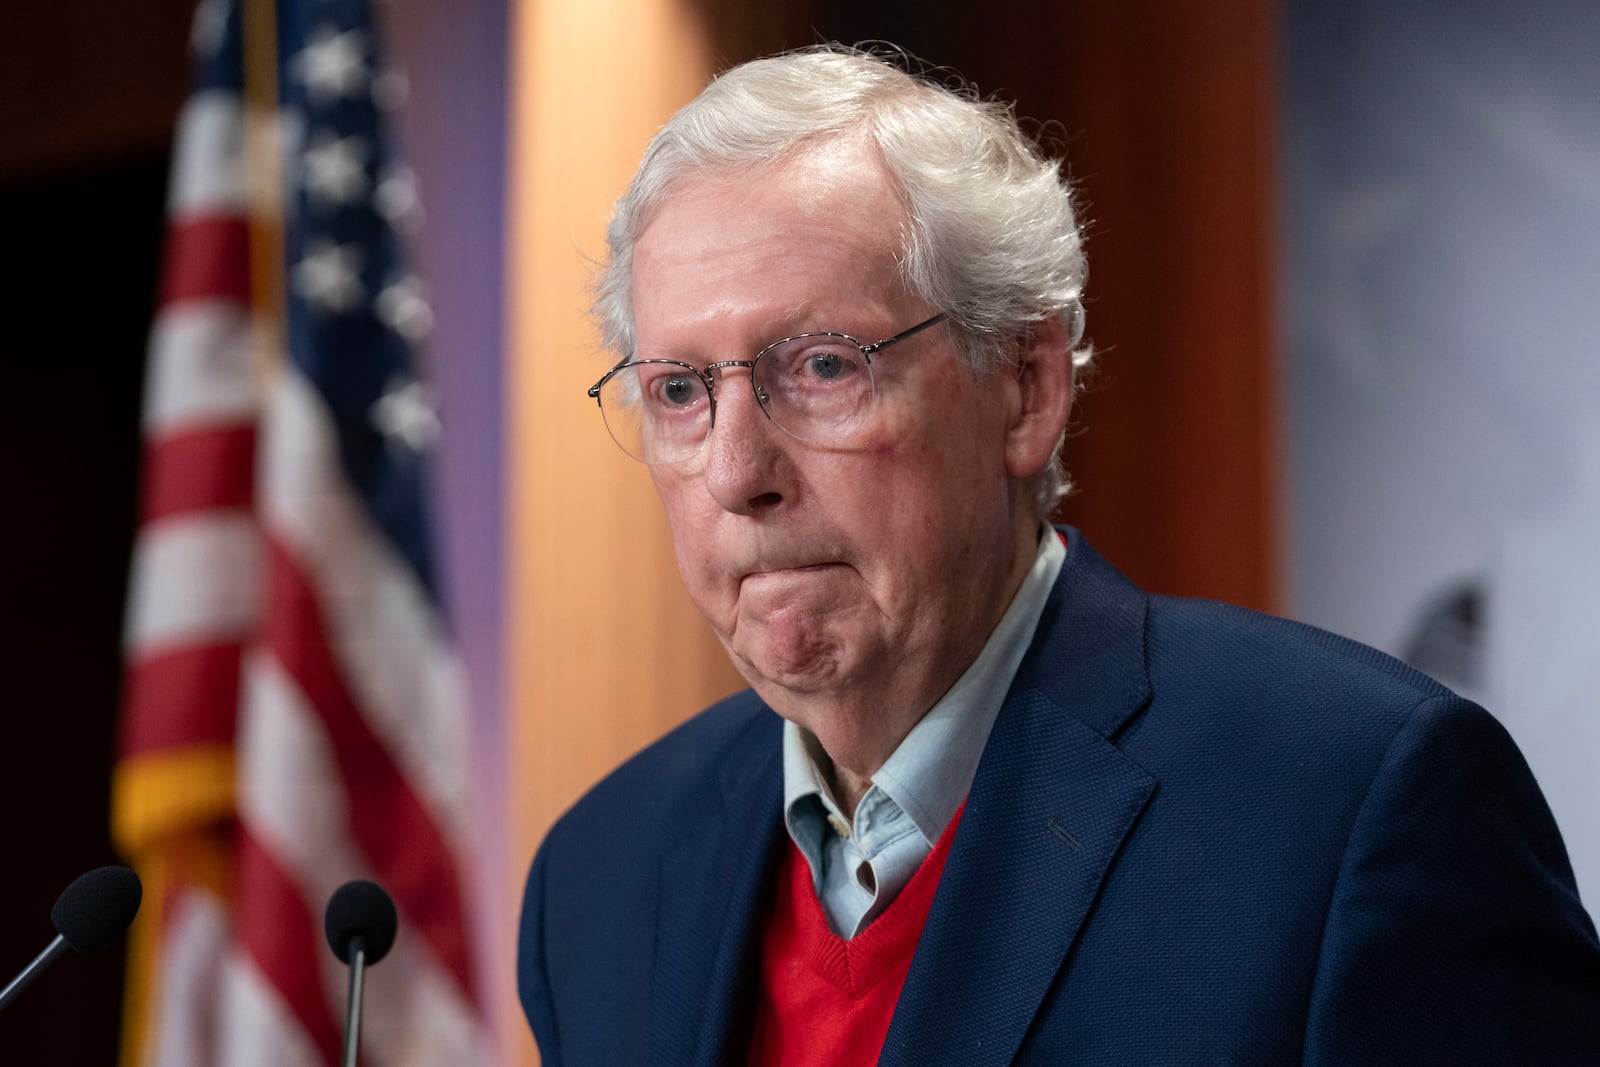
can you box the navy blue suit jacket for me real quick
[519,531,1600,1065]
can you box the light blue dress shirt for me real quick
[782,527,1067,937]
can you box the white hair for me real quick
[596,44,1091,512]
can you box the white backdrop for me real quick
[1284,0,1600,901]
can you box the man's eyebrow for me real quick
[773,305,902,339]
[779,302,820,322]
[769,306,829,337]
[634,306,888,364]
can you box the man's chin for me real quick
[729,626,855,702]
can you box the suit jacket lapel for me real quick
[648,710,785,1067]
[881,532,1159,1067]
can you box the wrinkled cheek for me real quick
[663,539,730,633]
[689,573,738,636]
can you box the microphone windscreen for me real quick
[324,880,398,965]
[50,866,143,954]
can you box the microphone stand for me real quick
[0,935,69,1013]
[340,935,368,1067]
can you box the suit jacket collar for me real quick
[648,528,1157,1065]
[882,530,1158,1065]
[1012,527,1154,741]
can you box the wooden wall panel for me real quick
[506,1,742,1062]
[1039,4,1281,611]
[807,1,1283,609]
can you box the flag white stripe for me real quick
[238,651,486,1061]
[168,93,249,218]
[259,371,474,848]
[125,513,261,654]
[238,652,351,874]
[145,887,230,1067]
[144,303,257,435]
[217,952,328,1067]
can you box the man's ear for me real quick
[1005,312,1074,481]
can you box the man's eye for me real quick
[660,376,696,405]
[797,347,860,382]
[637,369,701,410]
[807,353,846,380]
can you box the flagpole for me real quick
[242,0,287,385]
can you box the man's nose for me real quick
[700,370,786,516]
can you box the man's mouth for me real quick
[743,561,842,581]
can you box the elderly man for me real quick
[518,47,1600,1066]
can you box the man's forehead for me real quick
[632,176,908,326]
[644,142,902,242]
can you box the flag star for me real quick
[376,276,435,341]
[294,241,365,312]
[303,132,371,207]
[371,377,441,453]
[292,26,370,104]
[375,165,423,229]
[190,0,229,56]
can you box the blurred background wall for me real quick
[0,4,193,1061]
[1283,0,1600,909]
[0,0,1593,1063]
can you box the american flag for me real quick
[115,0,489,1062]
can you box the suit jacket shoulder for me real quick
[518,689,784,1067]
[547,689,776,845]
[886,533,1600,1065]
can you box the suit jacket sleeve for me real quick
[1303,693,1600,1064]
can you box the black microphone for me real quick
[324,879,397,1067]
[0,866,143,1013]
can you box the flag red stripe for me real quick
[262,536,476,1000]
[121,643,243,757]
[140,425,256,523]
[234,828,344,1066]
[160,216,251,307]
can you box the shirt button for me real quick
[826,812,851,839]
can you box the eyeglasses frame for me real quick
[586,311,949,461]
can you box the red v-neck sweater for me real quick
[746,805,965,1067]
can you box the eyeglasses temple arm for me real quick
[862,312,948,355]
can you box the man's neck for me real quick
[825,758,875,819]
[797,519,1047,820]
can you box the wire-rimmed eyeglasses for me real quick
[587,312,948,465]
